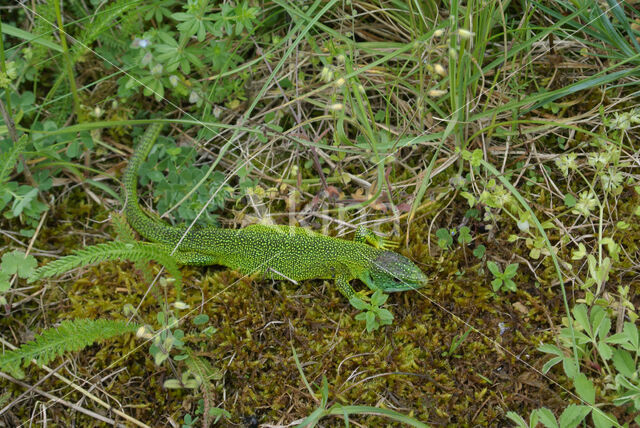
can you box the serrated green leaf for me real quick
[591,409,615,428]
[558,404,591,428]
[1,251,37,279]
[623,321,639,350]
[505,412,527,428]
[572,304,590,333]
[534,407,558,428]
[542,356,563,374]
[598,342,613,360]
[573,373,595,404]
[0,319,138,378]
[612,349,635,377]
[562,357,579,379]
[0,271,11,292]
[538,343,562,356]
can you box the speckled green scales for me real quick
[123,124,427,302]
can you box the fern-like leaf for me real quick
[72,0,140,60]
[0,134,28,186]
[29,2,57,68]
[29,241,182,286]
[0,319,138,379]
[111,212,136,242]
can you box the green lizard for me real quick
[123,123,426,308]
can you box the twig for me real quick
[0,371,121,426]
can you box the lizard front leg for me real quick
[353,225,398,250]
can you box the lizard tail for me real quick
[122,123,185,245]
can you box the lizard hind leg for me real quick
[168,248,220,266]
[353,225,398,250]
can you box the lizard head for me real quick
[361,250,427,292]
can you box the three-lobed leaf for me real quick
[1,250,37,279]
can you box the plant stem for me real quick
[0,17,12,113]
[53,0,80,116]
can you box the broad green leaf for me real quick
[534,407,559,428]
[0,271,11,292]
[573,373,595,405]
[558,405,591,428]
[505,412,527,428]
[591,409,615,428]
[473,245,486,259]
[562,357,579,379]
[597,342,612,361]
[371,290,388,306]
[612,349,635,377]
[503,279,517,292]
[1,251,37,278]
[623,321,639,350]
[504,263,519,278]
[349,297,369,311]
[163,379,182,389]
[572,304,590,334]
[365,311,376,332]
[193,314,209,326]
[376,308,394,323]
[487,261,501,276]
[542,356,562,374]
[538,344,563,356]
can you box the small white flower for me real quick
[189,91,201,104]
[169,75,179,87]
[132,38,151,49]
[150,63,163,75]
[499,322,509,335]
[329,103,343,111]
[433,29,444,38]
